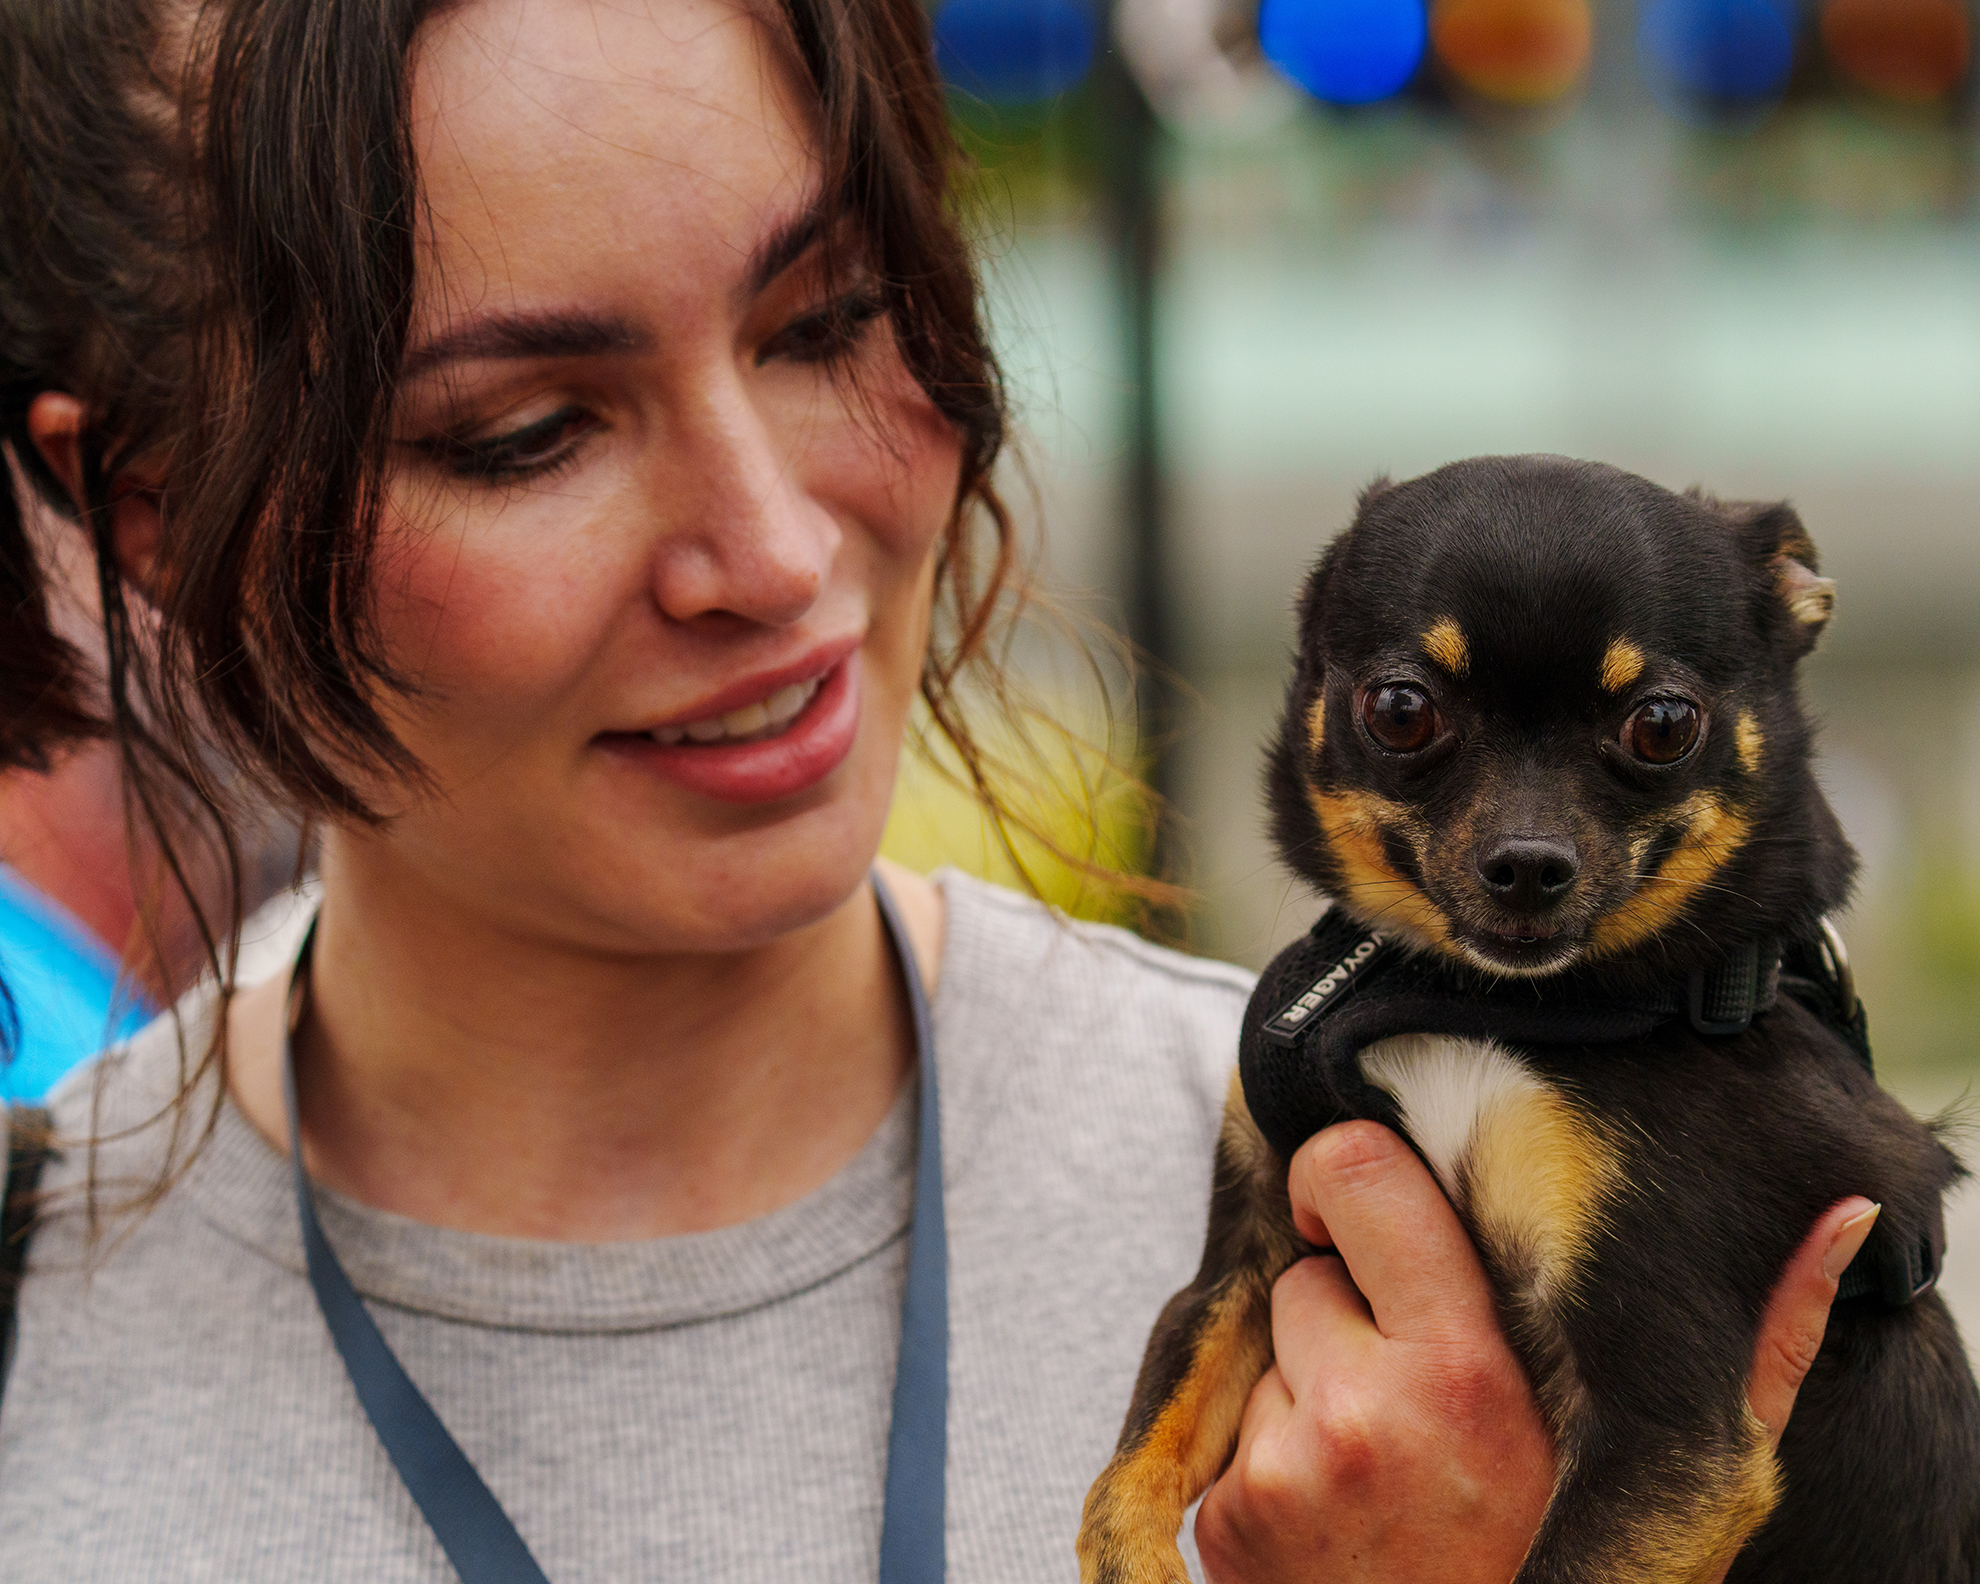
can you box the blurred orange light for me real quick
[1431,0,1593,104]
[1820,0,1970,104]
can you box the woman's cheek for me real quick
[371,494,617,743]
[816,349,963,567]
[838,403,953,692]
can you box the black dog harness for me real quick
[1238,910,1937,1311]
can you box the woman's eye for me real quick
[1625,698,1702,764]
[1361,683,1439,754]
[418,404,596,483]
[758,289,885,367]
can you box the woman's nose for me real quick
[644,375,842,629]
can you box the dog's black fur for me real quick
[1079,456,1980,1584]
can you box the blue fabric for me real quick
[0,867,153,1102]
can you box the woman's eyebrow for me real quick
[401,311,651,381]
[740,191,839,301]
[401,199,843,379]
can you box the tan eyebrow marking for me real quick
[1305,696,1326,754]
[1600,637,1645,694]
[1422,618,1469,677]
[1735,710,1763,775]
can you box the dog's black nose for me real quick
[1476,836,1580,911]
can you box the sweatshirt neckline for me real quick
[167,876,993,1334]
[185,1074,918,1333]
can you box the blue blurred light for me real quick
[934,0,1098,104]
[1259,0,1428,105]
[1638,0,1797,102]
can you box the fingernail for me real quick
[1823,1203,1881,1283]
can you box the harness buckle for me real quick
[1687,940,1764,1036]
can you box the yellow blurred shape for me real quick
[1430,0,1592,105]
[879,717,1153,925]
[1822,0,1970,105]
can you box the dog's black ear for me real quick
[1706,495,1835,657]
[1297,481,1384,654]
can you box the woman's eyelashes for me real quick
[756,286,885,368]
[407,288,887,485]
[415,404,598,485]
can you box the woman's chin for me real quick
[569,790,895,956]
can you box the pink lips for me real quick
[599,649,862,805]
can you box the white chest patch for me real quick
[1359,1033,1620,1304]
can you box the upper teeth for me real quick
[650,678,819,746]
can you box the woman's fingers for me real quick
[1747,1196,1879,1445]
[1696,1199,1880,1584]
[1267,1250,1375,1389]
[1197,1121,1555,1584]
[1232,1129,1877,1584]
[1286,1120,1501,1344]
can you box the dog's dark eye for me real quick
[1625,698,1701,765]
[1362,684,1438,754]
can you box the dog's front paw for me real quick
[1076,1477,1192,1584]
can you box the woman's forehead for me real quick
[408,0,820,317]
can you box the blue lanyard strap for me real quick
[873,875,947,1584]
[282,874,947,1583]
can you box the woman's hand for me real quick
[1194,1121,1880,1584]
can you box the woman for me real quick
[0,0,1867,1577]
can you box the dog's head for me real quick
[1267,455,1857,979]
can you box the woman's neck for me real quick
[227,856,943,1240]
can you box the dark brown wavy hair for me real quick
[1,0,1160,1176]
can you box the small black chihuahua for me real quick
[1080,457,1980,1583]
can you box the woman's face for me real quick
[364,0,961,951]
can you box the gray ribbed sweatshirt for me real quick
[0,871,1247,1581]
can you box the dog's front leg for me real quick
[1078,1078,1304,1584]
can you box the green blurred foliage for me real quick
[1912,849,1980,988]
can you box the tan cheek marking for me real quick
[1735,710,1763,775]
[1588,795,1750,957]
[1600,636,1645,694]
[1422,617,1469,677]
[1305,695,1325,756]
[1304,785,1453,952]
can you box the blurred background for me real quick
[881,0,1980,1328]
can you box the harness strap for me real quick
[1837,1222,1942,1309]
[1240,912,1932,1310]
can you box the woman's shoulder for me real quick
[28,884,316,1158]
[936,868,1252,1022]
[931,870,1253,1136]
[20,980,227,1212]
